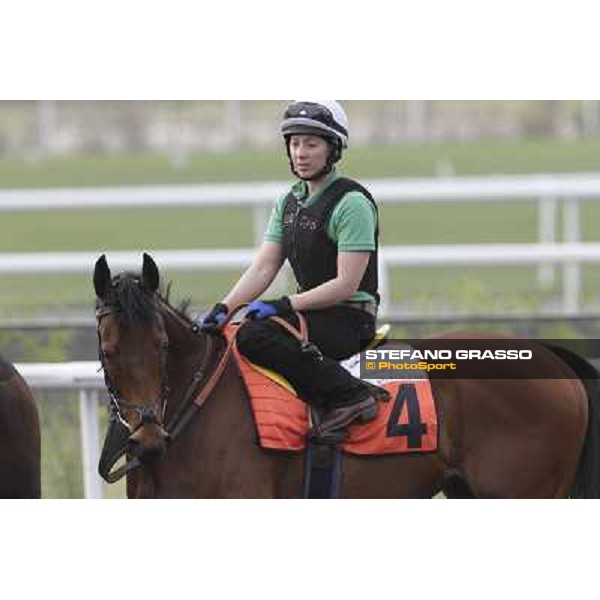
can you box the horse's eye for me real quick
[102,348,117,361]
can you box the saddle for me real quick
[224,323,438,455]
[250,323,391,394]
[236,320,392,441]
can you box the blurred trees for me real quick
[0,100,598,158]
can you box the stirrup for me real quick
[309,397,378,440]
[308,407,347,443]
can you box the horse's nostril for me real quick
[128,439,145,460]
[136,442,166,463]
[129,426,167,463]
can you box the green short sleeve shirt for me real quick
[264,171,377,302]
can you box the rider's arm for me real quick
[289,251,370,311]
[222,241,285,309]
[288,191,376,312]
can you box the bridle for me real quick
[96,304,170,438]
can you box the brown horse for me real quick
[93,253,600,498]
[0,356,41,498]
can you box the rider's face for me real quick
[288,134,330,180]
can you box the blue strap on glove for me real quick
[246,297,293,320]
[197,302,228,332]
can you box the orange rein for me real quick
[162,303,309,442]
[192,306,308,409]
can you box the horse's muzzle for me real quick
[99,414,169,482]
[129,422,168,463]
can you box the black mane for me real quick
[162,281,193,322]
[102,272,192,326]
[108,273,157,326]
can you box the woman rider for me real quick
[200,100,384,436]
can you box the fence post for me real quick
[563,197,581,313]
[252,204,270,248]
[378,255,390,318]
[79,389,103,499]
[537,196,556,288]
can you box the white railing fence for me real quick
[3,242,600,315]
[0,174,599,243]
[2,174,600,313]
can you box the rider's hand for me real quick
[197,302,229,332]
[246,297,293,320]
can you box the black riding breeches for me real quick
[236,306,376,407]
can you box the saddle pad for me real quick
[227,327,438,455]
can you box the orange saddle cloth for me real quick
[228,328,438,456]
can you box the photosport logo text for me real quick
[363,347,533,374]
[355,338,600,381]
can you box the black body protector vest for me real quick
[281,177,379,303]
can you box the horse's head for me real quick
[94,253,170,472]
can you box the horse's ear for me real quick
[93,254,112,299]
[142,253,160,293]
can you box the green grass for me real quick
[4,200,600,253]
[0,271,244,318]
[3,201,600,317]
[37,390,127,498]
[0,207,254,252]
[1,138,599,189]
[38,393,83,498]
[2,137,600,319]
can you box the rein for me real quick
[159,301,238,440]
[161,307,308,439]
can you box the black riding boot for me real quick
[236,307,385,434]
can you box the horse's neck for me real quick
[151,314,301,497]
[156,316,270,496]
[163,311,212,408]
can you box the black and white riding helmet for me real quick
[281,100,349,149]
